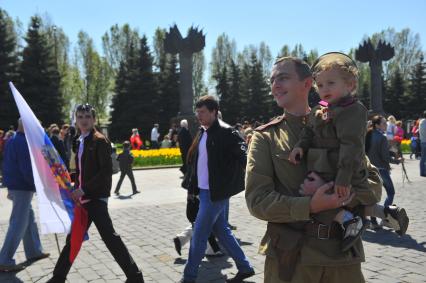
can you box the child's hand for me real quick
[335,185,351,199]
[289,147,303,164]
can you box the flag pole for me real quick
[54,234,61,254]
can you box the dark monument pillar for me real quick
[355,39,394,114]
[164,25,205,116]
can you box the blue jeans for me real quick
[0,190,44,265]
[379,169,395,207]
[183,190,252,281]
[420,142,426,176]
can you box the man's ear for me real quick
[304,77,313,90]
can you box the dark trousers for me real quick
[379,168,395,207]
[115,169,137,193]
[51,200,143,282]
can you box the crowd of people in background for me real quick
[0,111,425,188]
[0,112,425,188]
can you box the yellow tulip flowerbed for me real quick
[400,139,411,153]
[129,148,182,167]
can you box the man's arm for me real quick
[226,128,247,167]
[245,131,312,223]
[84,139,112,192]
[379,136,391,170]
[17,138,34,186]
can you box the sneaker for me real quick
[0,264,25,272]
[132,190,141,195]
[384,205,409,236]
[28,252,50,262]
[114,191,120,196]
[173,237,182,256]
[341,216,367,252]
[226,269,255,283]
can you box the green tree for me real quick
[77,31,113,119]
[384,69,405,118]
[152,28,180,132]
[45,24,84,119]
[248,53,271,122]
[0,9,19,129]
[278,44,291,57]
[367,28,423,80]
[102,24,139,72]
[215,66,230,120]
[153,27,167,72]
[225,60,243,124]
[407,54,426,117]
[20,16,62,126]
[157,53,179,134]
[192,50,207,105]
[108,40,140,142]
[210,33,237,85]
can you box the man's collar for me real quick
[79,128,95,140]
[200,119,220,133]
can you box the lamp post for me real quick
[52,25,58,68]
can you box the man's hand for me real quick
[334,184,351,198]
[289,147,303,164]
[71,188,85,204]
[187,192,195,201]
[309,182,354,213]
[299,171,325,196]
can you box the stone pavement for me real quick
[0,157,425,283]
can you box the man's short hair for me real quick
[274,57,312,80]
[76,103,96,118]
[195,95,219,113]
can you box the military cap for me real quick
[311,52,358,76]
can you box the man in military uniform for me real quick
[245,57,383,283]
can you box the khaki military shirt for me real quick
[245,111,382,266]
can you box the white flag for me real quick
[9,82,72,234]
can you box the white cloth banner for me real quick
[9,82,71,234]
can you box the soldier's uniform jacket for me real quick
[245,111,382,267]
[296,96,369,188]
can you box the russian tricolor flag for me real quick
[9,82,87,263]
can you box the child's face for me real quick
[315,68,355,104]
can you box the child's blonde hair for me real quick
[312,52,359,95]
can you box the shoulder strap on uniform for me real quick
[255,115,285,132]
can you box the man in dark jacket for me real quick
[114,141,139,195]
[0,119,49,272]
[178,119,192,174]
[47,104,144,283]
[180,96,254,283]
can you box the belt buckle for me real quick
[317,223,330,240]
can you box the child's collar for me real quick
[319,95,356,108]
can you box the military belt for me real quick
[304,221,343,240]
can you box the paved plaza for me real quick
[0,156,425,283]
